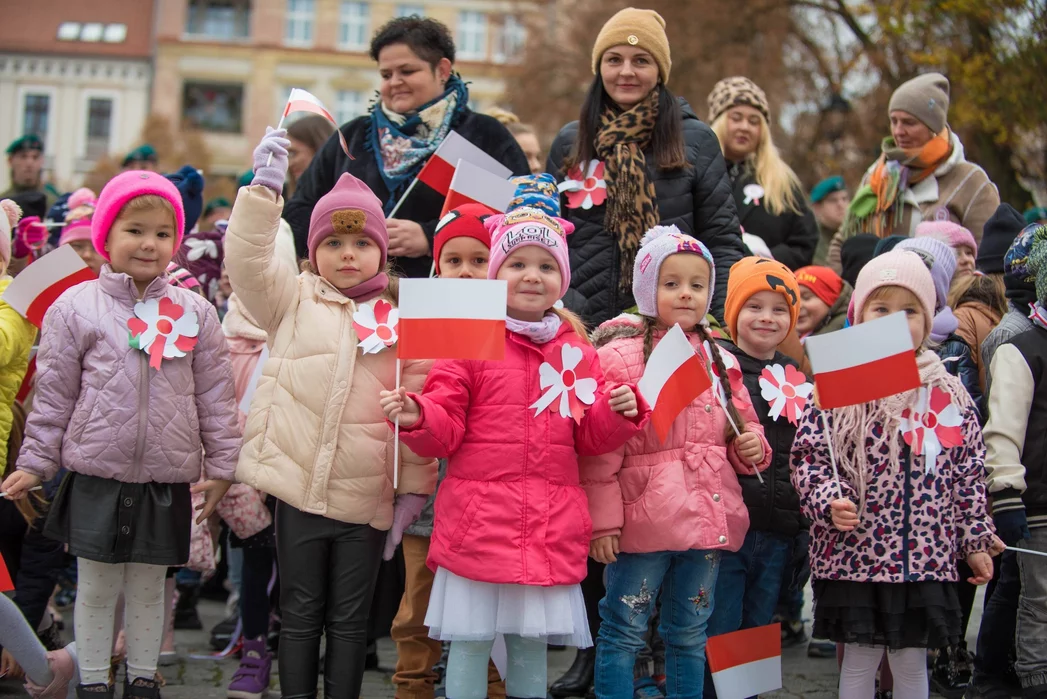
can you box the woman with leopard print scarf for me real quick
[283,16,530,280]
[546,8,744,332]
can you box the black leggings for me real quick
[275,501,385,699]
[581,557,605,640]
[240,545,274,640]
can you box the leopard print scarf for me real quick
[595,90,660,294]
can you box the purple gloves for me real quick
[14,216,48,259]
[251,127,290,194]
[383,494,428,561]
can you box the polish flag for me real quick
[397,278,507,360]
[804,311,921,409]
[3,245,95,328]
[417,131,512,196]
[707,623,782,699]
[0,551,13,593]
[283,88,351,157]
[638,324,711,442]
[441,160,517,217]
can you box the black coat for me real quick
[0,501,64,630]
[546,99,744,327]
[718,340,807,537]
[728,164,818,270]
[284,109,530,279]
[938,332,984,423]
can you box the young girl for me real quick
[57,188,105,274]
[916,220,978,278]
[582,226,770,699]
[227,128,438,699]
[791,250,1001,699]
[795,265,849,337]
[380,206,648,699]
[0,171,240,699]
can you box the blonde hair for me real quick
[486,107,520,125]
[710,111,804,217]
[119,194,177,226]
[948,273,1006,317]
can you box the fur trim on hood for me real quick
[591,313,645,348]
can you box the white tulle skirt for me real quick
[424,567,593,647]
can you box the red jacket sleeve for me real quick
[397,359,472,459]
[575,348,650,457]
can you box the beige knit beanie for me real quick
[591,8,672,84]
[888,73,950,133]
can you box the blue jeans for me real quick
[702,531,791,699]
[596,550,720,699]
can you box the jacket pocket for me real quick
[619,466,652,505]
[449,485,486,553]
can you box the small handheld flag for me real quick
[397,278,507,361]
[707,623,782,699]
[2,245,95,327]
[638,324,710,442]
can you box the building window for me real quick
[335,90,365,125]
[23,94,50,141]
[395,4,424,17]
[285,0,315,46]
[182,82,244,133]
[339,2,369,50]
[492,15,525,64]
[85,97,113,160]
[185,0,251,40]
[457,11,487,61]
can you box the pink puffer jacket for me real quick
[580,316,771,554]
[18,266,240,484]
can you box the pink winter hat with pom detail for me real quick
[0,199,23,267]
[59,187,97,246]
[486,207,575,300]
[915,220,978,255]
[92,171,186,261]
[852,249,937,336]
[633,225,715,318]
[307,172,388,269]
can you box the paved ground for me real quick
[1,583,982,698]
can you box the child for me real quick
[916,220,977,278]
[380,206,647,699]
[227,128,438,699]
[795,265,850,337]
[581,227,771,699]
[948,274,1006,400]
[390,202,505,699]
[791,250,1001,699]
[0,171,240,699]
[57,188,104,274]
[703,257,805,697]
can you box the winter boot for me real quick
[172,583,202,631]
[549,647,595,698]
[123,675,161,699]
[227,636,272,699]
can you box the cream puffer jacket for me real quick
[225,185,437,530]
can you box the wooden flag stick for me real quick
[265,112,288,169]
[820,410,844,500]
[388,176,421,219]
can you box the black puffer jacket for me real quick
[284,109,530,279]
[728,164,818,270]
[938,332,984,423]
[546,99,743,327]
[718,340,807,536]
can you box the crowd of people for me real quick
[0,7,1045,699]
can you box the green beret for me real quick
[238,170,254,188]
[810,176,846,204]
[1025,207,1047,225]
[6,134,44,155]
[122,144,158,166]
[204,197,232,216]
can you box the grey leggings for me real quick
[445,635,547,699]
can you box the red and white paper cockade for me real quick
[758,364,813,425]
[898,385,964,473]
[352,299,399,355]
[559,160,607,210]
[127,297,200,370]
[530,343,597,424]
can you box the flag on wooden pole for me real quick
[2,245,94,327]
[417,132,512,196]
[397,278,507,360]
[441,159,517,217]
[283,88,351,157]
[638,324,711,442]
[707,623,783,699]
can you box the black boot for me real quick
[931,644,973,699]
[123,676,161,699]
[76,684,115,698]
[173,583,202,631]
[549,647,595,698]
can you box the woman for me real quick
[285,114,335,197]
[708,77,818,270]
[830,72,1000,272]
[284,17,530,278]
[546,7,743,327]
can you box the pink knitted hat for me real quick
[307,172,388,269]
[92,171,186,261]
[632,225,715,318]
[915,220,977,255]
[60,187,97,246]
[485,207,575,299]
[852,249,936,335]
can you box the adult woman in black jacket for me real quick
[546,8,743,328]
[706,77,817,270]
[283,17,529,278]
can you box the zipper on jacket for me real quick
[520,337,531,581]
[133,329,150,478]
[901,449,912,581]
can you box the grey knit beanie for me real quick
[888,73,950,133]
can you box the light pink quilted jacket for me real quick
[17,266,240,484]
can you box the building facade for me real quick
[153,0,531,175]
[0,0,154,192]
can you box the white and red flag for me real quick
[441,159,516,217]
[417,131,512,196]
[638,324,711,442]
[707,623,783,699]
[804,312,921,410]
[283,88,351,157]
[397,278,506,360]
[2,245,95,327]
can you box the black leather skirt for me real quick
[44,472,191,566]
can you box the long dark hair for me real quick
[563,77,686,173]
